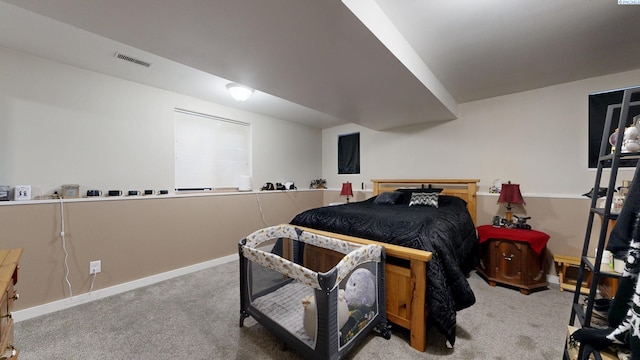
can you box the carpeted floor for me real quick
[15,260,574,359]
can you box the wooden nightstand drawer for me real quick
[494,240,525,284]
[476,226,549,294]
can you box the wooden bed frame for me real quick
[295,178,479,352]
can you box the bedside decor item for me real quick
[261,182,275,191]
[489,179,503,194]
[340,182,353,203]
[0,185,9,201]
[238,175,252,191]
[310,179,326,189]
[60,184,79,199]
[513,215,532,230]
[86,190,102,197]
[497,181,525,223]
[582,187,612,199]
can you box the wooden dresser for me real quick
[0,249,22,359]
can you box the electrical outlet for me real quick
[89,260,101,274]
[14,185,31,201]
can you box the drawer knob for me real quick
[502,253,514,261]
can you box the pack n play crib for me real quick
[239,225,389,360]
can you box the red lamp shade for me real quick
[340,182,353,202]
[497,182,525,206]
[497,181,525,222]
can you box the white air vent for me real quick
[114,52,151,68]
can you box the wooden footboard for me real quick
[293,226,432,352]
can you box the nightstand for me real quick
[476,225,549,295]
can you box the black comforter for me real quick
[290,195,478,346]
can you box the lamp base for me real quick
[505,211,513,223]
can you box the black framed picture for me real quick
[588,87,640,169]
[338,132,360,174]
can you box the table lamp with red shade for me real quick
[340,182,354,203]
[497,181,525,223]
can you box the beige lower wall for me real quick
[0,190,323,310]
[2,189,603,311]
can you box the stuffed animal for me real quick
[344,268,376,309]
[302,289,349,339]
[621,122,640,153]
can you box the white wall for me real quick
[322,69,640,195]
[0,46,321,196]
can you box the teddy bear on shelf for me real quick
[623,123,640,153]
[614,115,640,153]
[609,115,640,153]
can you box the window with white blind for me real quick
[174,109,251,190]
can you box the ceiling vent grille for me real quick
[114,52,152,68]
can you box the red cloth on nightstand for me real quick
[476,225,550,254]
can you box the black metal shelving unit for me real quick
[565,87,640,360]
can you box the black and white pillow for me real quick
[408,192,439,208]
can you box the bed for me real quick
[289,178,480,351]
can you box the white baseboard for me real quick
[14,254,237,322]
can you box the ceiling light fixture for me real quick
[226,83,254,102]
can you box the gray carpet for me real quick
[15,261,573,359]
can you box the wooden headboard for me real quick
[371,179,480,225]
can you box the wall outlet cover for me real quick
[14,185,31,201]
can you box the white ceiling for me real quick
[1,0,639,130]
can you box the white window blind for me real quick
[174,109,251,190]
